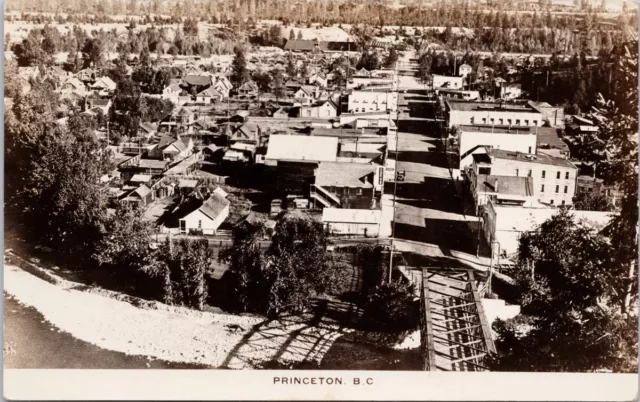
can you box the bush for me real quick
[361,280,418,331]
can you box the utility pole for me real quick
[388,59,400,284]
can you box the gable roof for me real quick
[199,193,230,220]
[92,76,116,90]
[297,85,316,97]
[183,75,212,87]
[197,86,224,98]
[238,80,258,91]
[132,184,152,198]
[156,135,177,149]
[315,162,377,188]
[61,77,85,90]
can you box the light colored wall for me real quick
[433,75,464,89]
[489,158,577,206]
[449,110,544,128]
[348,91,398,113]
[459,132,537,169]
[180,205,229,235]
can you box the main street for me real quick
[389,94,489,270]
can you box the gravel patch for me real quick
[4,262,346,368]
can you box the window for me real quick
[516,119,521,125]
[198,220,202,229]
[507,119,512,125]
[565,172,570,180]
[528,146,532,154]
[490,118,495,124]
[561,200,566,205]
[564,186,568,194]
[499,118,504,125]
[528,170,532,177]
[555,185,559,193]
[479,167,491,175]
[542,170,546,178]
[533,120,538,126]
[541,184,545,192]
[357,188,363,195]
[525,120,529,125]
[550,199,554,205]
[516,169,519,177]
[470,117,475,124]
[556,171,561,179]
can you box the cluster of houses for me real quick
[7,33,617,253]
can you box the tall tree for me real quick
[491,209,637,372]
[230,45,249,87]
[5,95,111,257]
[221,216,336,316]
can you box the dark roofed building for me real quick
[284,40,329,52]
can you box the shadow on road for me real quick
[392,220,479,256]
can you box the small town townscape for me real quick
[3,0,638,374]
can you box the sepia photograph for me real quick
[2,0,638,398]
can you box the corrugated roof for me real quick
[316,162,377,188]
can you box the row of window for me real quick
[541,184,569,194]
[541,170,571,180]
[352,99,387,104]
[331,187,363,195]
[471,117,538,126]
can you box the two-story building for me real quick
[347,90,398,114]
[470,147,578,207]
[311,161,382,210]
[299,99,338,118]
[457,125,538,169]
[445,100,544,129]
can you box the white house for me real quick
[293,85,318,104]
[322,208,381,237]
[162,137,194,161]
[179,193,230,235]
[458,63,472,77]
[212,76,233,98]
[308,72,328,88]
[299,99,338,118]
[196,86,224,103]
[58,77,87,96]
[162,83,182,103]
[90,76,117,94]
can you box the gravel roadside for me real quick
[4,263,347,369]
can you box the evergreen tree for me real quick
[230,45,249,87]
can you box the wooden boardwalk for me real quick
[419,268,496,371]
